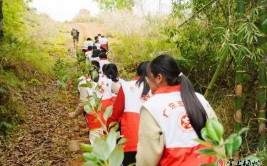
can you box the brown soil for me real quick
[0,81,89,166]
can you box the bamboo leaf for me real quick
[237,127,249,135]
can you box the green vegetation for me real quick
[78,63,125,166]
[98,0,267,163]
[0,0,72,139]
[196,119,261,165]
[0,0,266,165]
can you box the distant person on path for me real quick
[107,61,151,166]
[71,28,79,46]
[136,55,217,166]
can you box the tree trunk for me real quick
[257,0,267,150]
[234,0,245,131]
[0,0,3,41]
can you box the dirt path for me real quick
[0,81,88,166]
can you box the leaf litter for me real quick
[0,81,89,166]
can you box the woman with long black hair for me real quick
[107,61,151,166]
[136,55,217,166]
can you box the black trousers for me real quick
[123,151,137,166]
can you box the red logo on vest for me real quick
[178,114,193,132]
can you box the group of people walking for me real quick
[68,31,218,166]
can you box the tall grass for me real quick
[0,1,72,138]
[92,11,178,79]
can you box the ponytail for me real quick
[105,63,119,82]
[180,74,207,139]
[149,54,208,140]
[136,61,150,96]
[107,68,119,82]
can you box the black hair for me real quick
[92,45,97,50]
[94,36,98,41]
[87,37,92,41]
[92,49,101,58]
[99,52,107,59]
[91,60,100,70]
[100,46,107,53]
[149,54,208,139]
[88,45,93,50]
[105,63,119,82]
[136,61,150,96]
[102,64,108,74]
[89,60,100,82]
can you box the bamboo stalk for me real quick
[257,0,267,150]
[0,0,3,41]
[204,51,228,98]
[234,0,245,131]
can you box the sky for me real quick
[29,0,172,22]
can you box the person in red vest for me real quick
[68,61,113,144]
[104,63,126,101]
[85,62,114,144]
[136,55,217,166]
[107,61,151,166]
[98,52,110,74]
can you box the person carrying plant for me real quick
[85,63,114,144]
[69,61,114,144]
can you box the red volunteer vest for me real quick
[144,85,215,165]
[85,77,113,130]
[121,81,150,152]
